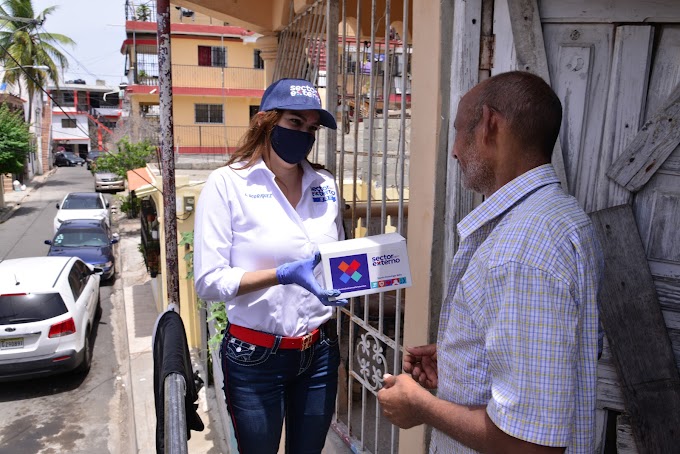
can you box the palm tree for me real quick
[0,0,75,122]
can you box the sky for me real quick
[32,0,128,88]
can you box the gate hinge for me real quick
[480,34,495,70]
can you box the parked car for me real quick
[54,192,110,233]
[0,256,102,381]
[45,219,119,281]
[85,150,103,170]
[54,151,86,167]
[94,171,125,193]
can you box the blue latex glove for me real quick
[276,252,348,306]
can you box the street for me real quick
[0,167,134,453]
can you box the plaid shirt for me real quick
[431,165,603,453]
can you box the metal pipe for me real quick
[164,373,188,454]
[324,0,338,176]
[157,0,181,311]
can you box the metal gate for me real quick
[275,1,412,452]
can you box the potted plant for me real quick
[136,4,151,21]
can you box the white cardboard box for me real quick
[318,232,412,299]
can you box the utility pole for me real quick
[157,0,180,309]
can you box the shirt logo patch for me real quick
[311,185,336,202]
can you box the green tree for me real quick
[0,0,75,122]
[94,136,156,179]
[0,104,31,175]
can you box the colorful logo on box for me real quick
[329,254,370,292]
[370,277,407,289]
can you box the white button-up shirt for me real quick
[194,159,344,337]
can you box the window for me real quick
[198,45,227,67]
[195,104,223,124]
[68,262,86,301]
[253,49,264,69]
[0,293,67,324]
[61,118,77,128]
[54,90,74,107]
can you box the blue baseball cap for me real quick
[259,78,337,129]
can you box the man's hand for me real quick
[377,373,433,429]
[276,252,348,306]
[403,344,438,389]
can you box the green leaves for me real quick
[0,105,31,175]
[94,137,156,179]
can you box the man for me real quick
[377,71,603,453]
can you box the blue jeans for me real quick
[221,323,340,454]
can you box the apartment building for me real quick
[121,1,266,155]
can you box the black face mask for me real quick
[270,125,316,164]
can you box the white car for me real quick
[54,192,110,233]
[0,256,102,381]
[94,171,125,193]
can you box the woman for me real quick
[194,78,347,454]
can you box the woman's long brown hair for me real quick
[226,110,325,171]
[226,110,281,169]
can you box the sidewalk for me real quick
[117,212,229,453]
[0,169,56,224]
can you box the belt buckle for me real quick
[300,333,314,350]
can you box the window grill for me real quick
[274,1,412,452]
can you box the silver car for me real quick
[0,256,102,381]
[94,171,125,193]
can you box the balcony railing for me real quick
[172,65,265,91]
[174,125,249,154]
[131,65,265,91]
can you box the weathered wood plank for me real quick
[596,25,653,209]
[595,409,608,454]
[505,0,569,193]
[617,415,641,454]
[538,0,680,24]
[606,82,680,192]
[543,24,613,212]
[590,204,680,453]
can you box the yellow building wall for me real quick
[171,36,259,68]
[147,173,206,349]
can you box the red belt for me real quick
[228,324,321,351]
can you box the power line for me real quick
[0,39,163,196]
[38,25,101,83]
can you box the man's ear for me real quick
[480,104,500,146]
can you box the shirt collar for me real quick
[229,158,325,187]
[457,164,561,241]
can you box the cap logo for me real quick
[289,85,320,103]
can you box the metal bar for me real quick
[298,7,317,79]
[391,4,409,453]
[338,0,348,206]
[305,2,322,81]
[288,12,307,79]
[157,0,180,312]
[164,373,188,454]
[311,1,326,82]
[325,0,338,176]
[278,29,292,81]
[351,0,362,241]
[381,1,391,234]
[397,3,409,236]
[275,0,295,81]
